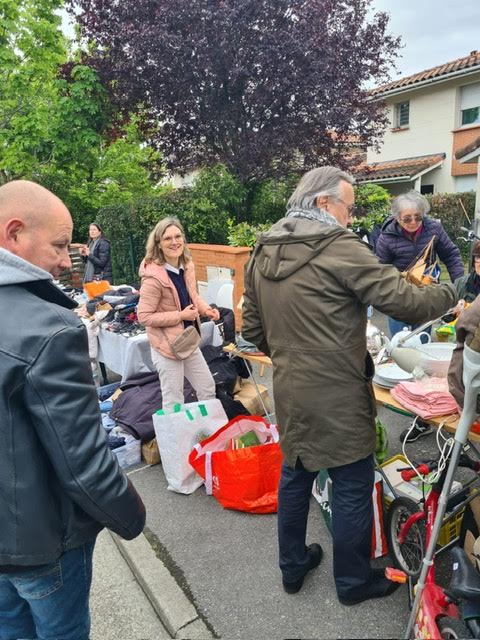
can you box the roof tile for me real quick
[355,153,446,181]
[371,50,480,97]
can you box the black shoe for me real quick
[282,544,323,594]
[338,572,400,606]
[399,420,432,443]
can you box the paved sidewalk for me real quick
[88,315,450,638]
[90,529,170,640]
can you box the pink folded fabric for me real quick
[390,377,458,419]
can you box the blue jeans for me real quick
[278,455,374,598]
[0,541,95,640]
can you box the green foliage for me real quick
[0,0,67,181]
[92,118,163,208]
[249,175,299,224]
[38,116,163,241]
[96,167,245,283]
[0,2,162,239]
[353,183,391,232]
[192,164,246,218]
[50,63,109,170]
[426,191,476,264]
[226,220,270,248]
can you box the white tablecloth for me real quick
[97,321,222,382]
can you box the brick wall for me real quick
[451,125,480,176]
[188,244,251,329]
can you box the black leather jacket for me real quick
[0,250,145,566]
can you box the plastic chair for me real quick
[205,279,232,305]
[215,282,234,310]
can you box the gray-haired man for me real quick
[242,166,456,604]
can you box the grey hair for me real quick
[287,166,355,210]
[391,191,430,218]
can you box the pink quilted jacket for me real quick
[137,260,210,359]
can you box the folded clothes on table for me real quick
[390,377,458,419]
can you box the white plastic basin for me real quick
[416,342,455,378]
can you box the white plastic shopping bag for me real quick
[152,399,228,494]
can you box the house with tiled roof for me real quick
[356,50,480,195]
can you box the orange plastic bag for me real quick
[83,280,111,299]
[189,416,282,513]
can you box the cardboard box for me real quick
[233,376,242,395]
[141,438,161,465]
[464,530,476,567]
[110,387,123,402]
[234,380,272,416]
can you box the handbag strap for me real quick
[205,451,213,495]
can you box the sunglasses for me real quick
[400,215,423,224]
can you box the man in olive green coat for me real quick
[242,166,457,605]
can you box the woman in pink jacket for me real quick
[137,217,220,409]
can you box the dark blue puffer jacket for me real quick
[375,215,464,282]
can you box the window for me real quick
[395,101,410,128]
[460,83,480,127]
[420,184,434,195]
[461,106,480,126]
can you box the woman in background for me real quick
[80,222,113,283]
[376,190,463,337]
[454,240,480,305]
[137,217,219,409]
[377,191,463,444]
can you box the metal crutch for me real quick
[405,326,480,638]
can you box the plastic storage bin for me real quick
[437,509,465,547]
[113,437,141,469]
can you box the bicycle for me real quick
[386,446,480,638]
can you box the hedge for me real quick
[96,188,232,284]
[426,191,476,264]
[97,184,476,285]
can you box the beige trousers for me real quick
[150,347,216,409]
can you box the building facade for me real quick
[357,51,480,195]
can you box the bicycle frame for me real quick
[399,474,461,638]
[397,450,480,638]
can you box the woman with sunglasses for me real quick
[376,191,464,443]
[376,190,463,338]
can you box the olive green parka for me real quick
[242,216,457,470]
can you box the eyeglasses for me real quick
[335,198,356,215]
[400,215,423,224]
[161,233,183,244]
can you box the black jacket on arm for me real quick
[0,248,145,567]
